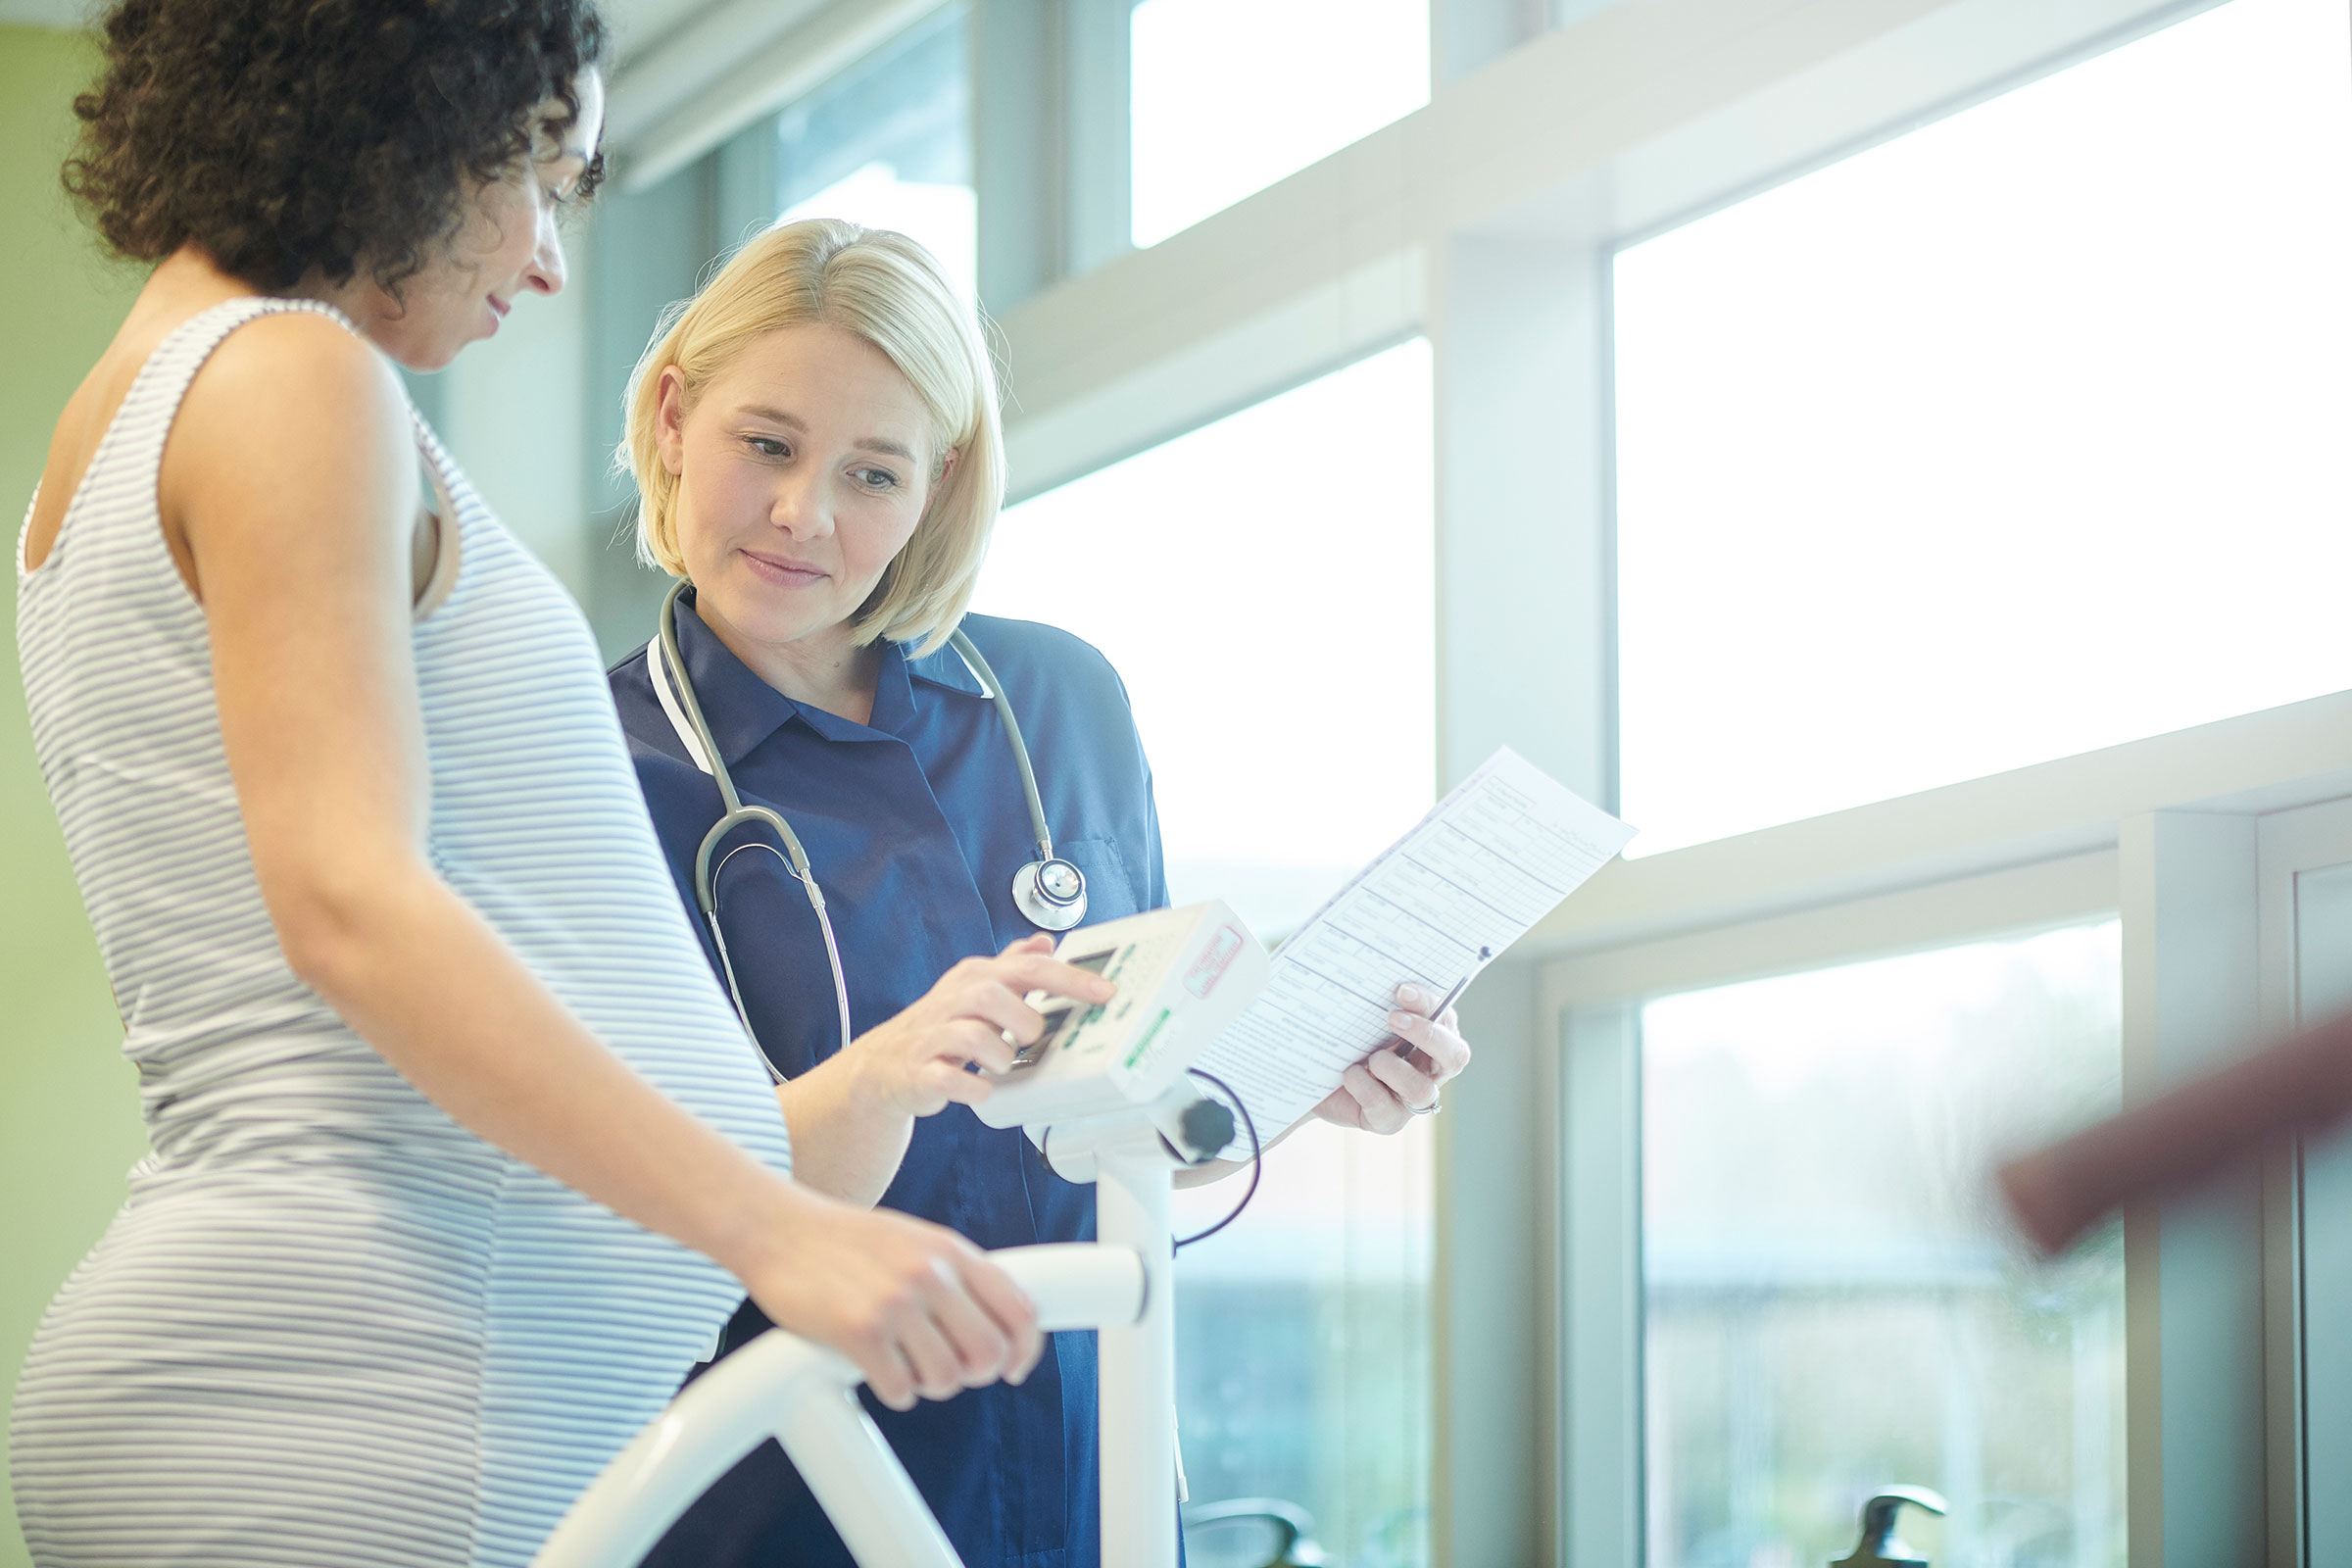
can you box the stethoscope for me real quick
[650,581,1088,1080]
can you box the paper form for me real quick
[1193,747,1636,1140]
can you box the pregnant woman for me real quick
[8,6,1036,1565]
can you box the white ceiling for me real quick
[605,0,721,67]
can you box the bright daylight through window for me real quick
[1643,924,2125,1568]
[1613,0,2352,856]
[1129,0,1428,248]
[975,341,1437,1567]
[771,6,975,297]
[977,339,1436,941]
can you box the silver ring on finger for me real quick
[1409,1090,1443,1116]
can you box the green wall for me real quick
[0,24,154,1567]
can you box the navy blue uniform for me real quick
[610,591,1167,1568]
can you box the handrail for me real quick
[533,1244,1147,1568]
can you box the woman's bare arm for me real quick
[168,314,1038,1408]
[1999,1007,2352,1255]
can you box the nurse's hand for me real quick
[1312,982,1473,1136]
[847,935,1119,1117]
[741,1191,1045,1411]
[776,938,1119,1208]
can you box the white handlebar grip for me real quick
[530,1243,1149,1568]
[991,1243,1147,1332]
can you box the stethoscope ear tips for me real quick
[1013,857,1088,931]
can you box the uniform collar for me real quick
[905,632,992,700]
[660,592,804,768]
[659,595,988,765]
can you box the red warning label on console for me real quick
[1185,926,1246,999]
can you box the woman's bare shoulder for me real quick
[171,309,414,511]
[188,307,404,431]
[149,307,419,607]
[26,291,397,572]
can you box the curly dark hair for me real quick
[65,0,609,295]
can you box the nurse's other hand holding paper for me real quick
[1317,982,1473,1135]
[1168,981,1473,1188]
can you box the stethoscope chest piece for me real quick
[1013,857,1088,931]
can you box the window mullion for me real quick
[2119,810,2270,1565]
[1557,999,1643,1568]
[972,0,1131,315]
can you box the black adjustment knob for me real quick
[1179,1098,1236,1161]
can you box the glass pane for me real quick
[974,342,1437,1562]
[1171,1119,1434,1568]
[974,338,1436,940]
[1614,0,2352,855]
[774,6,975,298]
[1130,0,1429,248]
[1642,924,2125,1568]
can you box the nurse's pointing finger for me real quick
[1005,954,1118,1004]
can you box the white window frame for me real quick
[2254,797,2352,1565]
[1539,694,2352,1567]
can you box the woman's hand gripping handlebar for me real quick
[733,1194,1051,1411]
[533,1245,1146,1568]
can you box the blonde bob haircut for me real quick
[621,218,1004,659]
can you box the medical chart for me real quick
[1193,747,1636,1140]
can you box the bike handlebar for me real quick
[532,1244,1147,1568]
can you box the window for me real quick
[1613,0,2352,855]
[1129,0,1429,248]
[773,6,975,297]
[974,342,1437,1562]
[1642,924,2125,1567]
[1170,1118,1435,1568]
[975,339,1436,941]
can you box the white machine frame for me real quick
[531,1104,1196,1568]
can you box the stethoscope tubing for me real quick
[947,632,1054,866]
[660,588,851,1081]
[652,581,1081,1078]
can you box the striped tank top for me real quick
[9,296,789,1567]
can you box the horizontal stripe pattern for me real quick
[12,298,790,1568]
